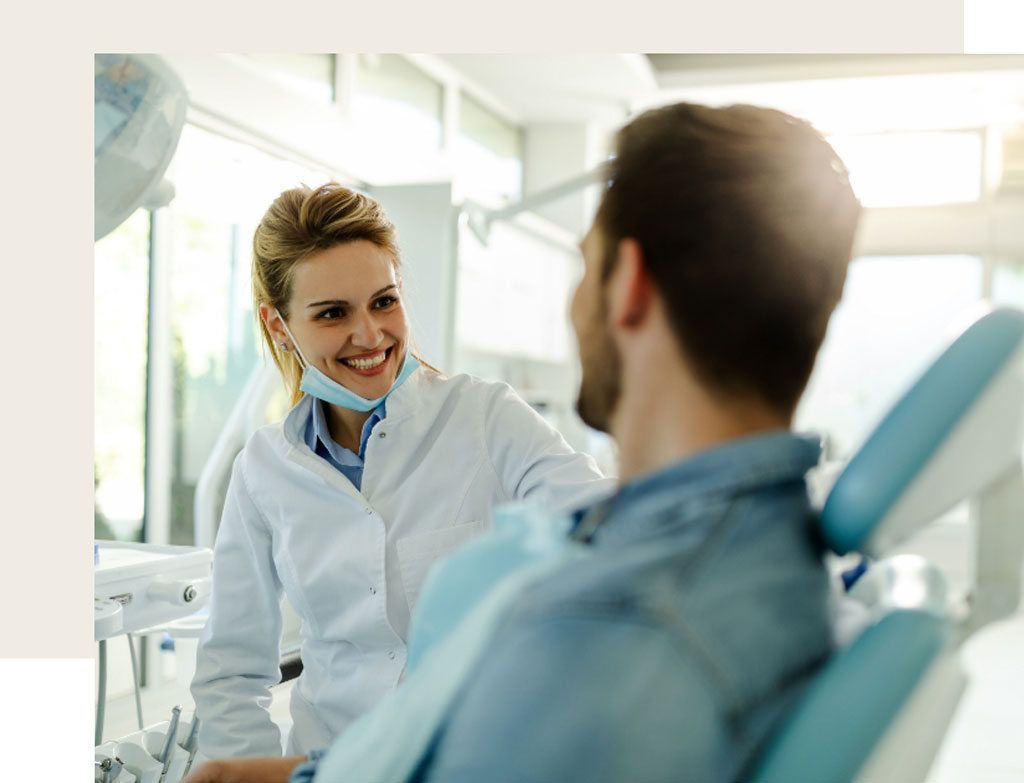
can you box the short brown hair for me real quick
[596,103,860,415]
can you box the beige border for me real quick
[2,50,95,660]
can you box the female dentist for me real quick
[190,183,612,760]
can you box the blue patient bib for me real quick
[406,503,574,673]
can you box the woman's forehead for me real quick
[291,241,398,301]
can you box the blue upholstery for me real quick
[821,308,1024,556]
[750,307,1024,783]
[406,504,572,674]
[750,609,949,783]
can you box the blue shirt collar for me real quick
[306,398,387,464]
[574,430,822,545]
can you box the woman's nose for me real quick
[351,310,384,348]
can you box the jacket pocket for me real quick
[396,521,487,611]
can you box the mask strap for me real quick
[274,308,310,370]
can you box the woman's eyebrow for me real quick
[307,299,347,309]
[306,285,397,309]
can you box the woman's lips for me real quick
[339,346,392,376]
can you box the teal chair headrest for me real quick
[821,308,1024,556]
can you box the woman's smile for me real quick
[339,346,394,376]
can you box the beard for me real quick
[575,308,622,434]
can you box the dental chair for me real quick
[751,307,1024,783]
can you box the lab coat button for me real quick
[365,507,373,515]
[388,651,396,660]
[378,432,386,439]
[370,586,376,595]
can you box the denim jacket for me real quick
[295,430,831,783]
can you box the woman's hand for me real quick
[181,755,306,783]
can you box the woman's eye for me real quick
[318,307,346,320]
[374,296,397,309]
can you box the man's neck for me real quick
[611,362,789,485]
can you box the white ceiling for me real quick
[435,54,1024,133]
[435,54,659,126]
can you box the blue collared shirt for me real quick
[303,398,386,491]
[417,430,831,783]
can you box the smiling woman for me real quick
[265,240,413,450]
[189,182,614,762]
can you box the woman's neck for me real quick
[325,403,373,453]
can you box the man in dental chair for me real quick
[184,100,861,783]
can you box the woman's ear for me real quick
[260,303,289,349]
[606,238,654,331]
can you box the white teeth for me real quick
[342,351,387,370]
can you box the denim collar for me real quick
[576,430,822,546]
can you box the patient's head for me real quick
[573,102,861,432]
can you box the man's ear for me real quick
[606,238,654,330]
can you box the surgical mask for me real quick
[276,309,420,412]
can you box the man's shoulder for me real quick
[510,508,831,693]
[430,586,733,782]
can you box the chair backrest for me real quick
[820,307,1024,557]
[750,307,1024,783]
[751,609,950,783]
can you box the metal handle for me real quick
[157,705,182,782]
[180,714,201,776]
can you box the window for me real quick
[827,131,984,208]
[158,124,332,545]
[237,54,335,104]
[454,92,523,205]
[95,209,151,542]
[796,255,985,459]
[350,54,444,180]
[456,219,575,362]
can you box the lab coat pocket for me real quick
[397,521,487,611]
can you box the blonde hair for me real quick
[252,183,403,406]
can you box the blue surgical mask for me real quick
[277,310,420,412]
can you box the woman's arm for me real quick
[190,452,287,758]
[182,755,306,783]
[483,383,616,512]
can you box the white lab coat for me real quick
[191,368,613,759]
